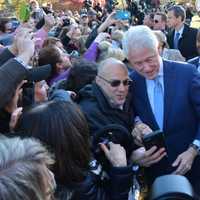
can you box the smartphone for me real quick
[114,10,130,20]
[142,130,166,150]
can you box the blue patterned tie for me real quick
[153,77,164,130]
[174,32,180,49]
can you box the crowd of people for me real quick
[0,0,200,199]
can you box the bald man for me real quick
[77,58,137,199]
[78,58,134,135]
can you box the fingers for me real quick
[142,147,167,167]
[134,135,143,146]
[99,143,109,156]
[17,80,27,89]
[142,126,152,135]
[132,123,152,146]
[9,107,23,131]
[172,163,191,175]
[100,142,127,167]
[130,146,166,167]
[145,150,167,166]
[172,156,181,167]
[172,156,192,175]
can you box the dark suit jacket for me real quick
[130,59,200,187]
[0,48,52,82]
[0,58,28,109]
[167,24,198,60]
[188,56,199,68]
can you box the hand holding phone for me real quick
[142,130,167,151]
[114,10,130,21]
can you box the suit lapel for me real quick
[179,24,188,47]
[163,60,176,131]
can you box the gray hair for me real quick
[98,58,128,77]
[0,135,54,200]
[122,25,159,57]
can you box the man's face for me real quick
[128,48,160,80]
[97,64,130,107]
[167,10,180,29]
[153,15,165,30]
[81,16,89,25]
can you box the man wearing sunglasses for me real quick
[78,58,134,135]
[123,25,200,195]
[78,57,162,166]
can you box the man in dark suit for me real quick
[188,29,200,71]
[123,25,200,195]
[167,5,198,60]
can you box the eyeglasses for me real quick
[154,19,159,23]
[98,76,132,87]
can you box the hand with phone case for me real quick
[130,130,167,167]
[130,146,167,167]
[132,122,152,146]
[114,10,130,21]
[142,130,167,150]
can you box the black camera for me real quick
[92,124,136,171]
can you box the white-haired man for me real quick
[123,25,200,195]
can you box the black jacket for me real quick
[0,109,11,133]
[78,83,134,136]
[0,48,52,82]
[55,162,134,200]
[167,24,198,60]
[77,83,137,156]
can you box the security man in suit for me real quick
[167,5,198,60]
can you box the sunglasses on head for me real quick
[98,76,132,87]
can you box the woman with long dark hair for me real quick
[15,100,133,200]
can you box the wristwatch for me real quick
[190,140,200,155]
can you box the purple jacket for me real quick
[48,68,70,86]
[83,42,99,62]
